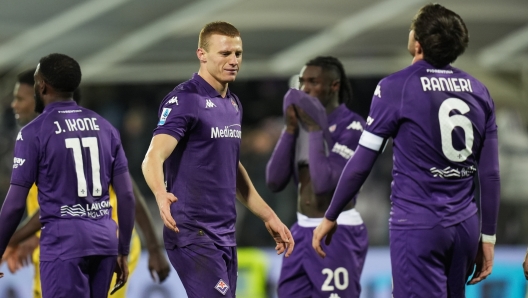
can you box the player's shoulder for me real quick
[337,106,366,132]
[160,79,202,108]
[450,66,490,97]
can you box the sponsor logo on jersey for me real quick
[214,279,229,295]
[374,84,381,98]
[430,165,476,179]
[211,124,242,139]
[329,124,337,133]
[158,108,172,125]
[230,98,239,112]
[13,157,26,168]
[205,99,217,108]
[16,132,23,141]
[366,116,374,126]
[60,200,111,218]
[332,142,355,159]
[167,96,178,105]
[346,121,363,131]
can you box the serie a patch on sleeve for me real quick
[158,108,172,125]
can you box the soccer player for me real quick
[312,4,500,297]
[142,21,294,298]
[0,53,135,297]
[2,69,171,298]
[266,56,367,298]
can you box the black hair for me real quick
[38,53,81,92]
[17,68,36,86]
[305,56,352,104]
[411,4,469,68]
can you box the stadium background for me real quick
[0,0,528,297]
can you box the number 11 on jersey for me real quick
[65,137,102,197]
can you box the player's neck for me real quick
[44,94,74,106]
[198,70,228,98]
[411,54,424,65]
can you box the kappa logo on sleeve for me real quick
[13,157,26,169]
[214,279,229,295]
[366,116,374,126]
[158,108,172,125]
[16,132,23,141]
[167,96,178,105]
[374,84,381,98]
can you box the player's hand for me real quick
[285,105,299,135]
[2,245,22,273]
[111,254,129,295]
[155,192,179,233]
[312,218,337,258]
[16,235,39,268]
[467,241,494,285]
[522,250,528,280]
[264,216,294,257]
[294,105,321,132]
[147,247,170,283]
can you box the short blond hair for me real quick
[198,21,240,51]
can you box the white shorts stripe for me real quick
[359,131,385,151]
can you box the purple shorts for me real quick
[278,222,368,298]
[390,213,480,298]
[40,255,116,298]
[167,243,237,297]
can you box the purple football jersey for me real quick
[153,73,242,248]
[360,60,497,229]
[10,101,128,260]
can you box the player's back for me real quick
[374,60,495,228]
[16,101,127,260]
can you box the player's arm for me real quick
[131,176,170,283]
[7,209,41,247]
[266,105,297,192]
[0,185,30,278]
[142,134,179,233]
[468,109,499,285]
[312,145,379,258]
[236,162,294,257]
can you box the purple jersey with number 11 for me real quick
[10,101,129,261]
[360,60,497,229]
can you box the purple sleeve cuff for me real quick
[325,146,378,220]
[478,134,500,235]
[112,172,136,255]
[266,130,296,192]
[0,185,30,256]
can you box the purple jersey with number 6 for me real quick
[360,60,497,230]
[10,101,128,261]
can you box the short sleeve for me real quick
[112,130,129,177]
[360,79,401,151]
[153,93,198,141]
[10,128,39,188]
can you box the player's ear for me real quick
[415,41,423,56]
[331,79,340,93]
[197,48,207,63]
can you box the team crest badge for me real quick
[214,279,229,295]
[230,98,239,112]
[329,124,336,133]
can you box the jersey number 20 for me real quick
[65,137,102,197]
[438,98,474,162]
[322,267,349,291]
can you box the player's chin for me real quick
[222,71,238,82]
